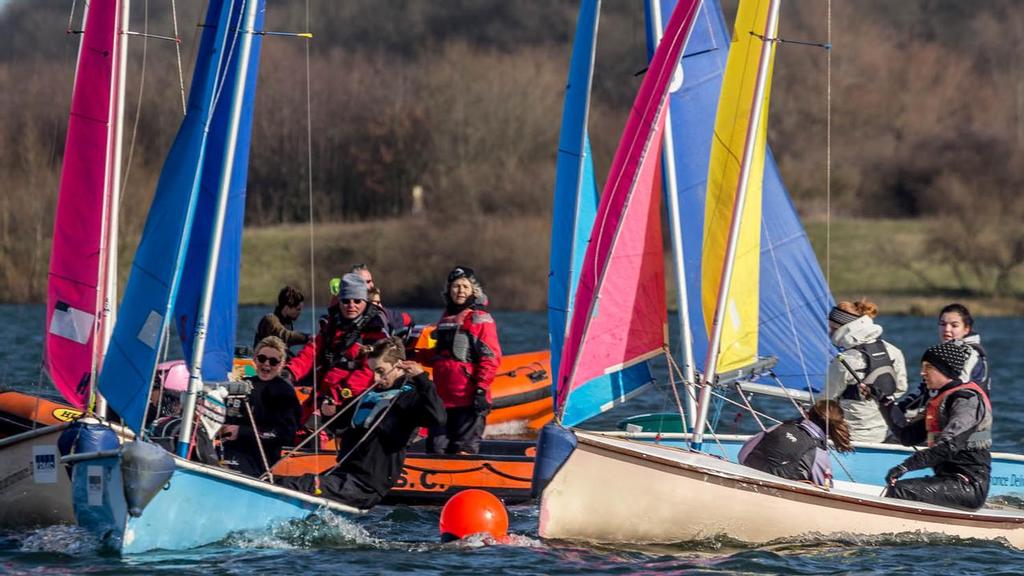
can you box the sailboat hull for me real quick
[0,426,74,528]
[68,445,361,554]
[538,430,1024,547]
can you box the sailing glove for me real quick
[885,464,908,485]
[473,388,491,414]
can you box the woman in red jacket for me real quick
[423,266,502,454]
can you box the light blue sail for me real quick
[175,2,266,380]
[549,0,653,427]
[98,0,236,432]
[647,0,834,394]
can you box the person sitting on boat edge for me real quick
[419,266,502,455]
[881,340,992,511]
[220,336,302,477]
[275,337,446,509]
[284,273,390,429]
[253,285,313,352]
[738,399,853,487]
[899,303,992,417]
[823,299,908,443]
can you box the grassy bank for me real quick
[239,217,1024,315]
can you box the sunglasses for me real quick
[255,354,281,366]
[341,298,364,305]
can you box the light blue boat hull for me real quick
[70,451,357,553]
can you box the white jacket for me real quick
[824,316,908,443]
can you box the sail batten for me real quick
[556,0,703,418]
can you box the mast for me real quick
[692,0,782,449]
[646,0,698,430]
[177,0,260,457]
[93,0,131,418]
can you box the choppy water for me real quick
[2,304,1023,573]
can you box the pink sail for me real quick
[556,0,702,413]
[45,1,122,408]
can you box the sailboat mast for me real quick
[177,0,260,458]
[692,0,781,449]
[646,0,698,430]
[93,0,131,419]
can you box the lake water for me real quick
[2,304,1023,574]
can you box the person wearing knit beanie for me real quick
[921,340,971,381]
[339,272,368,302]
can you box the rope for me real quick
[244,398,273,483]
[663,351,690,435]
[302,0,321,486]
[119,0,150,222]
[268,382,379,471]
[733,383,766,432]
[826,0,833,287]
[169,0,187,113]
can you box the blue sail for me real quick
[175,1,266,380]
[648,0,834,393]
[98,1,235,433]
[549,0,653,426]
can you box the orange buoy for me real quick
[439,489,509,542]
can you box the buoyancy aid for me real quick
[351,382,413,429]
[434,308,474,362]
[925,381,992,449]
[742,420,826,483]
[840,340,899,399]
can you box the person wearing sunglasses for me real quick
[419,266,502,455]
[221,336,302,477]
[286,272,390,427]
[277,337,446,509]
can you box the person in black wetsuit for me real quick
[882,340,992,511]
[276,337,446,509]
[221,336,301,477]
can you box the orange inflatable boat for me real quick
[271,439,535,504]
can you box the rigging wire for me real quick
[302,0,321,491]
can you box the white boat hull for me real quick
[538,430,1024,547]
[0,425,74,528]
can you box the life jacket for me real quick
[351,382,413,429]
[966,340,991,392]
[317,307,388,371]
[841,340,898,399]
[742,420,825,483]
[434,307,474,362]
[925,381,992,449]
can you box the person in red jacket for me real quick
[422,266,502,454]
[285,273,389,426]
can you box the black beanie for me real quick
[921,340,970,380]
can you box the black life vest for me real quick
[742,420,825,482]
[841,340,898,400]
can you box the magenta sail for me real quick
[555,0,702,415]
[45,0,122,408]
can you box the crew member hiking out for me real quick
[420,266,502,455]
[285,273,389,426]
[882,340,993,511]
[738,399,854,487]
[276,338,446,509]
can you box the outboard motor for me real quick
[58,417,120,458]
[120,441,175,517]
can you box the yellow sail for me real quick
[701,0,779,374]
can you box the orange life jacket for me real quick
[924,381,992,448]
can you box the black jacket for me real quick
[224,375,301,476]
[334,373,446,497]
